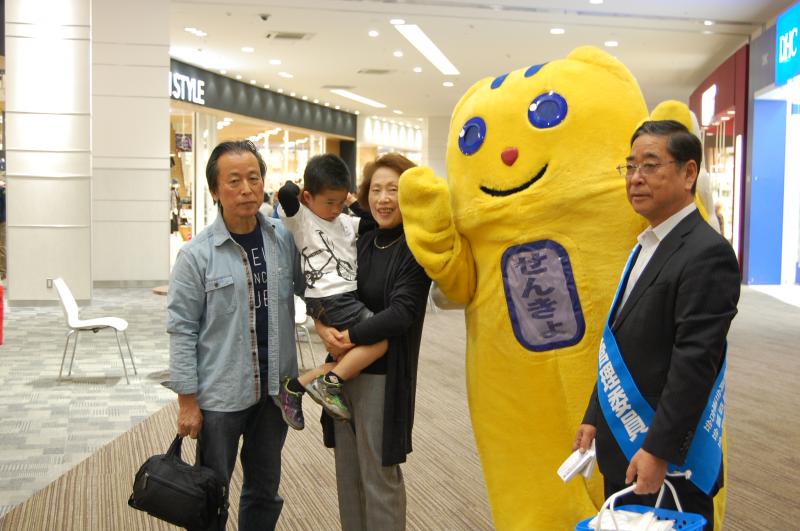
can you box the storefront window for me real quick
[703,114,738,244]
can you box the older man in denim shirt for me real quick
[167,140,303,531]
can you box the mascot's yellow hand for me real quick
[399,166,476,304]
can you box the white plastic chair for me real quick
[293,295,317,369]
[54,277,137,383]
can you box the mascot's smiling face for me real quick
[445,46,648,236]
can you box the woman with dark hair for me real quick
[315,153,431,531]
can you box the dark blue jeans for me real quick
[195,389,288,531]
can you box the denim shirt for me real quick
[167,212,304,412]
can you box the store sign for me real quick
[776,2,800,85]
[701,84,716,127]
[169,71,206,105]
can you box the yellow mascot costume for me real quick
[399,46,649,529]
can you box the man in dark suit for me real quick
[574,120,740,529]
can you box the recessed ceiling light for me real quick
[241,46,255,53]
[324,102,330,107]
[393,109,403,115]
[335,105,341,109]
[330,89,387,108]
[442,81,454,87]
[413,66,422,73]
[277,88,284,93]
[604,40,619,48]
[390,18,406,25]
[550,27,565,35]
[250,79,256,84]
[393,50,404,58]
[290,91,296,96]
[313,99,319,103]
[302,96,308,100]
[263,84,270,89]
[269,59,281,65]
[236,75,242,80]
[220,69,227,74]
[223,117,233,122]
[184,27,207,37]
[278,71,294,79]
[395,24,460,75]
[702,30,713,35]
[589,0,603,4]
[704,20,714,26]
[368,30,379,37]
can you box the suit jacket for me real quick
[583,209,740,486]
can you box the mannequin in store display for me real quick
[170,179,181,234]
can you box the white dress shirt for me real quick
[618,203,697,310]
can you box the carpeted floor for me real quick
[0,286,798,530]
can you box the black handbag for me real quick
[128,434,228,530]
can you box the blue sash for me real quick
[597,245,726,495]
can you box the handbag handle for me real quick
[595,478,682,531]
[166,434,184,459]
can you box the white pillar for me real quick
[91,0,170,286]
[427,115,451,179]
[5,0,92,303]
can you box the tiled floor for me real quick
[0,289,176,516]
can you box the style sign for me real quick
[776,1,800,85]
[169,72,206,105]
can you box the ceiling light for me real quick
[550,27,565,35]
[269,59,281,65]
[184,27,207,37]
[704,20,714,26]
[393,50,404,58]
[727,110,735,115]
[442,81,454,87]
[236,75,242,80]
[330,89,387,108]
[220,69,227,74]
[413,66,422,73]
[368,30,379,37]
[302,96,308,100]
[313,99,319,103]
[393,109,403,115]
[335,105,341,109]
[390,18,406,25]
[395,24,460,75]
[242,46,255,53]
[278,71,294,79]
[250,79,256,84]
[277,88,284,93]
[604,40,618,48]
[702,30,713,35]
[355,110,360,115]
[223,117,233,122]
[263,84,270,89]
[589,0,603,4]
[324,102,330,107]
[720,116,730,121]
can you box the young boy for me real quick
[275,154,386,429]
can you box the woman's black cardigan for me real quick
[321,228,431,466]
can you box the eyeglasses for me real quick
[616,160,680,178]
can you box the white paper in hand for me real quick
[557,439,596,482]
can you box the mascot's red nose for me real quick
[501,147,519,166]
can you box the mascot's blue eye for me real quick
[528,92,568,129]
[459,117,486,155]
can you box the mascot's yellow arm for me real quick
[399,166,476,305]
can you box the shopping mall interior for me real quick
[0,0,799,529]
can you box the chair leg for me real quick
[114,330,131,384]
[300,325,317,366]
[123,331,137,374]
[59,330,75,380]
[295,326,307,369]
[68,331,80,376]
